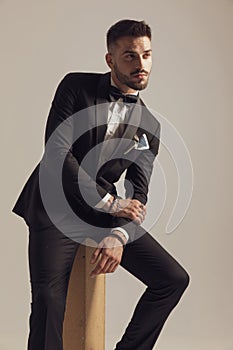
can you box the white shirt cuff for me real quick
[94,193,112,209]
[111,227,129,242]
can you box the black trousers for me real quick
[28,224,189,350]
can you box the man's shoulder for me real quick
[59,71,107,88]
[53,72,110,98]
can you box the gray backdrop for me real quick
[1,0,233,349]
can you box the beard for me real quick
[113,63,150,91]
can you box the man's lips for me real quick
[132,72,148,79]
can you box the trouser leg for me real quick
[115,229,190,350]
[27,226,79,350]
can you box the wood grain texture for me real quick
[63,240,105,350]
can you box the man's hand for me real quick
[110,198,146,225]
[90,236,124,278]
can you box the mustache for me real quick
[131,69,149,76]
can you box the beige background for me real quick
[1,0,233,349]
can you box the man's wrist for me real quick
[102,195,115,212]
[110,228,129,244]
[95,193,112,210]
[108,197,128,214]
[108,233,126,246]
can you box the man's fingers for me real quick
[93,258,119,275]
[130,199,142,207]
[108,261,119,273]
[89,236,124,277]
[90,246,102,264]
[111,199,146,223]
[127,201,146,223]
[90,254,109,277]
[101,259,116,274]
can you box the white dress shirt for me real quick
[94,78,139,242]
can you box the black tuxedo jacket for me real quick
[12,72,160,242]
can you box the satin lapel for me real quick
[95,72,111,144]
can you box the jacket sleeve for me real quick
[125,123,161,205]
[41,73,109,211]
[111,123,161,242]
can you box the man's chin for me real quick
[128,77,149,91]
[130,82,148,91]
[137,83,148,91]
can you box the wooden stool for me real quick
[63,240,105,349]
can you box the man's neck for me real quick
[110,76,138,96]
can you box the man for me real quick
[12,19,189,350]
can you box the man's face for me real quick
[106,36,152,93]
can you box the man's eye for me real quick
[143,53,151,58]
[125,54,135,60]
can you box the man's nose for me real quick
[135,56,144,70]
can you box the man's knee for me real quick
[33,286,66,309]
[172,267,190,295]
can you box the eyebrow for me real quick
[122,49,152,55]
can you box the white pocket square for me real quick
[124,133,149,154]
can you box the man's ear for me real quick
[105,53,113,69]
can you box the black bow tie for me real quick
[109,85,138,104]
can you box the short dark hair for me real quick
[107,19,151,51]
